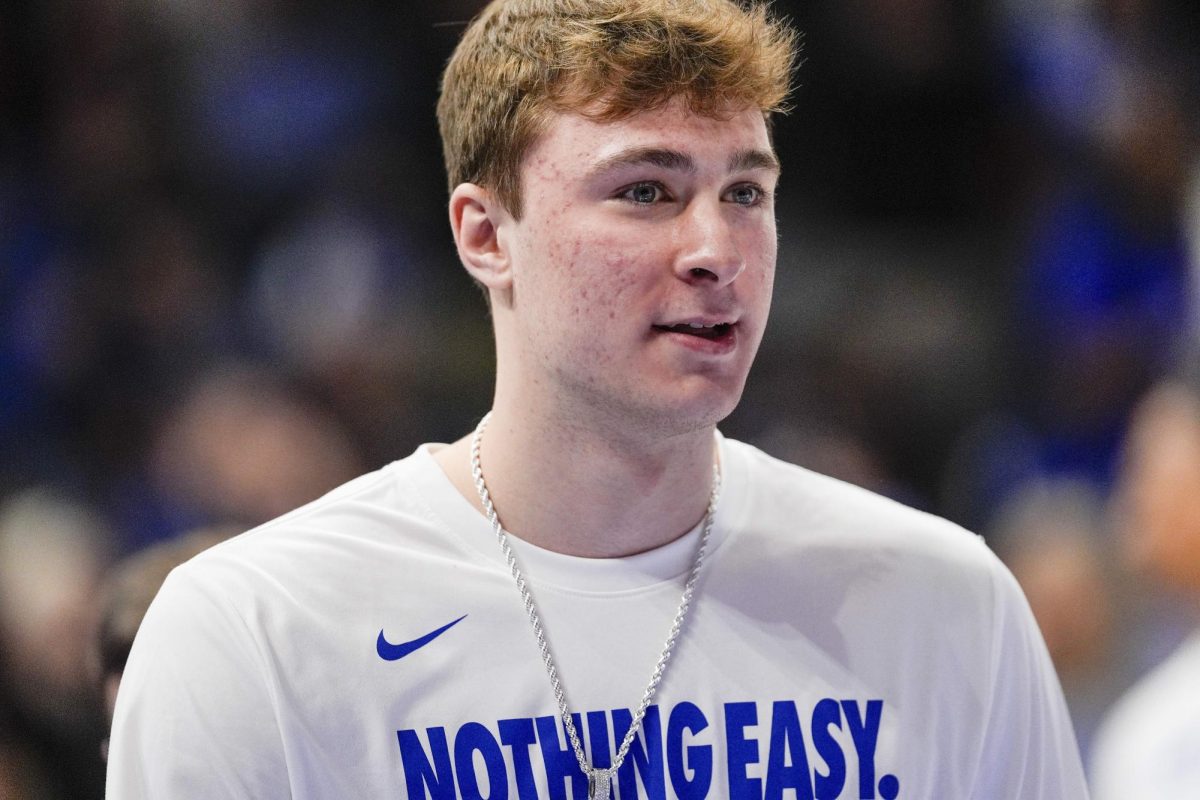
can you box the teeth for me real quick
[660,321,730,332]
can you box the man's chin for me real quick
[606,382,745,439]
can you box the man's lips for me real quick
[651,320,740,353]
[652,321,735,341]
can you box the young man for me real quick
[107,1,1090,797]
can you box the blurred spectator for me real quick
[143,365,365,540]
[989,479,1131,761]
[0,489,112,799]
[1090,364,1200,796]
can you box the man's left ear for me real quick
[449,183,514,292]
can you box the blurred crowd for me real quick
[0,0,1198,795]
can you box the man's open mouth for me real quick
[653,322,734,341]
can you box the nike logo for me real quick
[377,615,467,661]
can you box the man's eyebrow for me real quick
[585,146,780,178]
[729,148,781,174]
[588,147,696,177]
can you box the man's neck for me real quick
[432,403,719,558]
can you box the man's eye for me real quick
[728,185,764,206]
[621,182,665,204]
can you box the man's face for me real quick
[496,98,779,435]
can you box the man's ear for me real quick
[449,183,514,292]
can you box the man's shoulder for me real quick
[724,437,991,568]
[718,439,1036,691]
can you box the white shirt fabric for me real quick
[107,437,1088,799]
[1089,630,1200,799]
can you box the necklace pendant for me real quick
[588,768,611,799]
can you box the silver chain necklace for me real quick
[469,411,720,800]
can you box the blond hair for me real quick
[437,0,797,217]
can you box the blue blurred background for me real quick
[0,0,1197,795]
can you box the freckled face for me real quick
[498,100,779,433]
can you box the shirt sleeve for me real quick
[106,564,291,799]
[968,561,1091,799]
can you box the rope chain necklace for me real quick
[469,411,721,799]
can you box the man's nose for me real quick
[672,200,745,286]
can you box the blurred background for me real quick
[0,0,1198,795]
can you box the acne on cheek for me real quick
[600,248,639,275]
[541,234,578,280]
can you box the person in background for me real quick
[988,480,1131,763]
[1090,357,1200,797]
[0,489,111,798]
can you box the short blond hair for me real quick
[437,0,797,217]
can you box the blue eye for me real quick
[729,185,763,206]
[623,182,664,204]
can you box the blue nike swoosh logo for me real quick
[377,615,467,661]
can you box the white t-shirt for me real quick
[1089,630,1200,799]
[107,437,1088,798]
